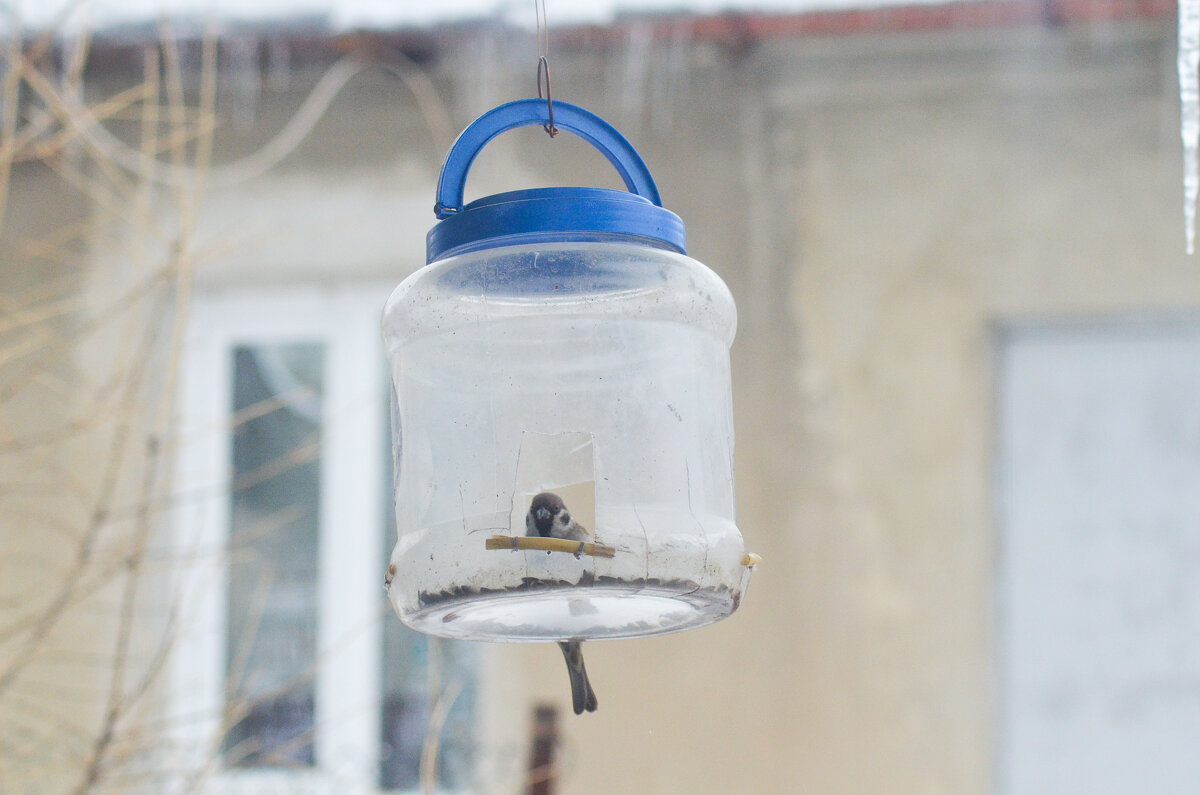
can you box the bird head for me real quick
[529,491,566,536]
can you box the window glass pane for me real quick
[998,324,1200,793]
[224,343,323,768]
[381,392,477,790]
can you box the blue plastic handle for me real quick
[434,99,663,219]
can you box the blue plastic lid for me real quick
[427,100,687,263]
[427,186,685,262]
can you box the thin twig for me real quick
[420,678,465,795]
[0,24,26,234]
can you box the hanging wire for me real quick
[534,0,557,137]
[537,56,556,137]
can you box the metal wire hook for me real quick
[536,56,558,137]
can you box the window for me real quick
[224,341,322,768]
[170,285,476,792]
[996,320,1200,794]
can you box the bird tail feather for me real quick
[558,640,598,715]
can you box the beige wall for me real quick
[3,14,1196,794]
[0,160,184,789]
[538,22,1197,794]
[471,21,1200,794]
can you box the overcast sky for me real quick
[11,0,947,32]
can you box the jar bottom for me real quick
[402,581,739,642]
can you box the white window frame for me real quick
[169,282,400,793]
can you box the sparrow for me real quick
[526,491,589,543]
[526,492,599,714]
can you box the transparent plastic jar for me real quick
[382,100,751,642]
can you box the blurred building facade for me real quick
[3,2,1199,793]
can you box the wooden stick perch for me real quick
[486,535,616,559]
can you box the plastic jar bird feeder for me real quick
[382,99,755,642]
